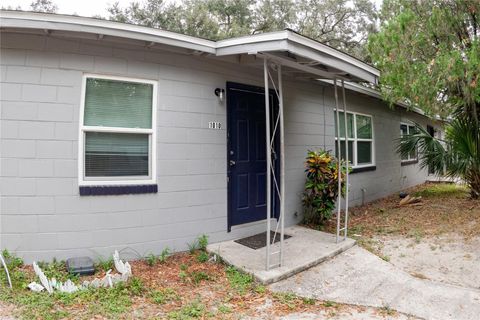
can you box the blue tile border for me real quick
[79,184,158,196]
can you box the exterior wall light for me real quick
[215,88,225,102]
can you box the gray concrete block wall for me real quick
[1,32,439,263]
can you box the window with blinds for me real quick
[79,76,156,185]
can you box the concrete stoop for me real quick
[207,225,355,284]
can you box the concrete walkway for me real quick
[207,226,355,284]
[270,246,480,320]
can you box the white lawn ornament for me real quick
[27,282,44,292]
[104,269,113,288]
[113,250,131,276]
[29,251,132,293]
[33,262,53,293]
[59,279,79,293]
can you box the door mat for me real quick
[234,231,291,250]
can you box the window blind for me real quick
[84,78,153,129]
[85,132,149,177]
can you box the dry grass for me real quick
[324,183,480,240]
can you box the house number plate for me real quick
[208,121,222,129]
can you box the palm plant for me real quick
[398,116,480,199]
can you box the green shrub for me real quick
[1,249,23,270]
[190,271,210,285]
[196,251,209,263]
[95,257,114,272]
[158,247,171,263]
[129,277,145,296]
[145,253,158,266]
[187,240,198,254]
[38,259,78,283]
[197,235,208,251]
[302,149,349,224]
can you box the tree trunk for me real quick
[468,171,480,199]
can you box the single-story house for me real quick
[0,11,443,263]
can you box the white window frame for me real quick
[400,122,418,162]
[335,110,375,168]
[78,74,157,186]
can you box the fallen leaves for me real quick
[325,183,480,240]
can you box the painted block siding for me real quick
[0,32,440,263]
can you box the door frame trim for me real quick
[226,81,279,232]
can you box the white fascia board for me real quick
[286,41,378,84]
[0,11,216,54]
[216,29,379,84]
[215,39,289,56]
[287,31,379,78]
[216,30,288,48]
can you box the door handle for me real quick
[229,160,236,166]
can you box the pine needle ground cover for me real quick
[0,248,399,319]
[323,183,480,246]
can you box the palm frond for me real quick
[396,122,447,174]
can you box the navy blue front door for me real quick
[227,82,279,231]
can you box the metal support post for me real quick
[341,80,349,240]
[278,65,285,265]
[334,79,342,243]
[264,58,272,270]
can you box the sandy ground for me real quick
[0,303,15,320]
[374,234,480,289]
[270,246,480,320]
[249,306,418,320]
[277,309,417,320]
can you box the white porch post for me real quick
[341,80,349,240]
[278,65,285,264]
[264,58,272,270]
[334,78,343,243]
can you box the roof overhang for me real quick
[0,11,379,84]
[0,10,217,54]
[216,30,379,84]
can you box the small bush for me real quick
[129,277,145,296]
[302,149,349,224]
[38,259,78,283]
[187,240,198,254]
[145,253,158,267]
[196,251,209,263]
[197,235,208,251]
[158,247,170,263]
[190,271,210,285]
[96,257,114,272]
[1,249,23,270]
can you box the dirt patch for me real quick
[373,234,480,290]
[0,302,15,320]
[317,183,480,290]
[323,183,480,239]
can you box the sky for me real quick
[2,0,144,17]
[2,0,383,18]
